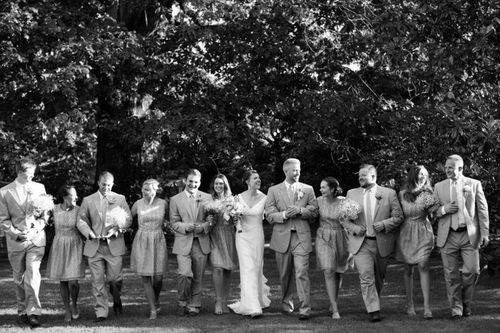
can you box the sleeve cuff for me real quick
[440,206,446,215]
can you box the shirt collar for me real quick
[97,191,106,201]
[363,184,377,194]
[15,180,26,188]
[185,190,197,198]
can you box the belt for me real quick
[98,238,108,244]
[365,236,376,240]
[451,226,467,233]
[290,230,297,233]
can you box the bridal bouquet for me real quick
[221,196,246,231]
[204,200,224,216]
[26,194,55,238]
[337,197,361,222]
[103,206,130,238]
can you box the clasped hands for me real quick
[443,201,459,214]
[284,206,302,219]
[184,215,214,234]
[88,227,124,240]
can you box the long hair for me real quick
[209,174,232,199]
[402,165,432,202]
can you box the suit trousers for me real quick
[88,241,123,318]
[8,244,45,316]
[440,229,480,316]
[275,231,311,315]
[353,238,388,313]
[176,238,208,311]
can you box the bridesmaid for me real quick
[315,177,350,319]
[208,174,238,314]
[396,165,440,319]
[130,179,168,319]
[46,184,85,322]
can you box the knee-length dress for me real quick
[209,200,237,270]
[396,190,439,264]
[315,196,349,272]
[46,205,85,281]
[130,198,168,276]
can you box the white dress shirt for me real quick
[363,185,377,237]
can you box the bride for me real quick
[228,169,271,317]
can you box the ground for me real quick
[0,244,499,333]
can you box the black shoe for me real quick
[369,311,381,322]
[113,300,123,315]
[177,306,188,317]
[94,316,106,322]
[298,313,310,320]
[188,309,199,317]
[463,307,472,317]
[17,314,29,326]
[451,314,462,320]
[28,315,41,328]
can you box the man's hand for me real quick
[185,223,195,232]
[480,235,489,248]
[355,225,366,236]
[16,233,27,242]
[285,206,301,218]
[373,221,385,232]
[194,225,204,234]
[88,231,97,240]
[443,201,459,214]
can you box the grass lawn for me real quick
[1,243,499,332]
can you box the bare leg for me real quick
[212,268,224,314]
[59,281,72,322]
[404,264,416,315]
[222,269,232,313]
[335,273,342,305]
[153,275,163,312]
[323,269,340,318]
[141,276,156,319]
[68,280,80,319]
[418,261,432,317]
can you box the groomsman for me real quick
[77,171,131,321]
[433,154,489,319]
[169,169,212,316]
[265,158,318,320]
[344,164,403,322]
[0,157,47,328]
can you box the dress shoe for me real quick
[331,311,341,319]
[250,312,262,319]
[17,314,29,326]
[28,315,41,328]
[94,316,106,323]
[423,311,433,320]
[463,307,472,317]
[451,314,462,320]
[298,313,310,320]
[188,309,199,317]
[113,300,123,315]
[177,306,188,316]
[369,311,381,322]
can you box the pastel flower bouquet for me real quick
[103,206,130,238]
[26,193,55,238]
[221,196,247,231]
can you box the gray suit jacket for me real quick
[345,186,403,257]
[169,191,212,255]
[433,177,489,249]
[77,191,131,257]
[0,181,47,251]
[265,181,318,253]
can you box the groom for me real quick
[169,169,212,316]
[0,157,47,328]
[77,171,131,321]
[265,158,318,320]
[433,154,489,319]
[344,164,403,322]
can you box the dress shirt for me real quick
[363,185,377,237]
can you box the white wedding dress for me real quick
[228,194,271,315]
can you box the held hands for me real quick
[373,221,385,232]
[15,232,28,242]
[185,223,196,233]
[443,201,459,214]
[194,225,204,234]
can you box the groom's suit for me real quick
[169,190,212,312]
[433,176,489,316]
[77,191,131,318]
[265,181,318,315]
[0,180,47,316]
[345,185,403,313]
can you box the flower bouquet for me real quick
[103,206,130,238]
[222,196,247,232]
[26,194,55,239]
[337,197,362,236]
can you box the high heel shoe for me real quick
[64,311,72,323]
[149,310,157,320]
[406,306,416,316]
[423,311,433,319]
[214,301,223,315]
[331,311,341,319]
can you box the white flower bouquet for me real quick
[25,194,55,238]
[103,206,130,237]
[337,197,361,222]
[222,196,247,231]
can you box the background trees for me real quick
[1,0,499,228]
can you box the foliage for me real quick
[0,0,499,228]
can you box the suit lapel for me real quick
[7,186,24,211]
[443,180,451,203]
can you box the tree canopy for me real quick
[0,0,499,228]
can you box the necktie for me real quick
[450,181,464,230]
[288,184,295,202]
[101,196,108,234]
[365,189,374,236]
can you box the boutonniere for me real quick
[375,192,382,200]
[463,183,472,197]
[106,196,117,204]
[195,194,202,204]
[296,187,304,200]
